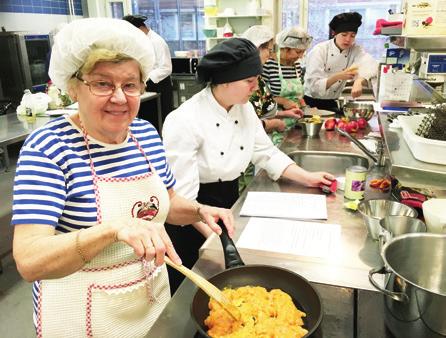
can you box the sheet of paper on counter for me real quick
[239,191,327,220]
[236,217,341,258]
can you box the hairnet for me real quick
[276,27,312,49]
[49,18,155,91]
[242,25,274,48]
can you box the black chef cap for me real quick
[122,14,148,28]
[329,12,362,34]
[197,38,262,84]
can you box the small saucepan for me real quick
[190,224,323,337]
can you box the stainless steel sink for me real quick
[287,150,370,176]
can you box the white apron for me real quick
[36,128,171,338]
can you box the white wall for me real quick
[0,13,83,34]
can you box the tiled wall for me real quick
[0,0,83,16]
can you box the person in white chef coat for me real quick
[11,18,233,337]
[304,12,378,113]
[162,38,335,293]
[123,15,174,121]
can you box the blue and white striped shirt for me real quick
[12,116,175,230]
[11,116,176,326]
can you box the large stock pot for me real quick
[369,233,446,337]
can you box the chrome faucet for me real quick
[336,128,385,166]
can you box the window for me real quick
[281,0,300,28]
[132,0,205,55]
[282,0,401,60]
[108,1,125,18]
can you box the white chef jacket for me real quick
[162,86,294,200]
[147,30,172,83]
[304,39,377,100]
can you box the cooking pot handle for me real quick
[218,221,245,269]
[368,266,409,303]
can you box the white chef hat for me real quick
[276,27,313,49]
[242,25,274,48]
[49,18,154,91]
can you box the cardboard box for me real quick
[402,0,446,35]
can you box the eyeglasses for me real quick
[75,73,144,97]
[283,35,313,44]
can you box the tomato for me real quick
[346,120,358,133]
[357,118,368,129]
[337,120,348,132]
[324,118,337,131]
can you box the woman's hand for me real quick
[276,108,303,119]
[197,204,235,238]
[351,78,364,98]
[116,218,181,266]
[303,172,335,188]
[336,69,357,81]
[281,99,299,110]
[264,118,286,132]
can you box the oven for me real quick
[171,57,204,108]
[0,32,52,103]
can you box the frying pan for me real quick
[191,224,323,337]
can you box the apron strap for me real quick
[128,131,158,175]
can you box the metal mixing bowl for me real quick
[297,119,323,138]
[358,199,418,240]
[343,102,374,121]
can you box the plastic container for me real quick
[398,114,446,165]
[203,28,217,38]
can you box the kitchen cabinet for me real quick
[203,0,275,51]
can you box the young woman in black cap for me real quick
[303,12,378,113]
[162,38,335,293]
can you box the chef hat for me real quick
[329,12,362,34]
[242,25,274,48]
[197,38,262,84]
[122,14,148,29]
[49,18,154,91]
[276,27,313,49]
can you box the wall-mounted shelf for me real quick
[207,14,270,18]
[404,36,446,51]
[207,37,233,40]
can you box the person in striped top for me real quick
[261,27,312,144]
[11,18,233,337]
[262,27,312,110]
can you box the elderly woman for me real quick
[162,38,334,293]
[262,26,313,109]
[11,18,233,337]
[304,12,378,112]
[261,27,313,144]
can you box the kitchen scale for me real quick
[418,53,446,96]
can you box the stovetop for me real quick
[193,281,445,338]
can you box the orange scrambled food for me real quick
[205,286,308,338]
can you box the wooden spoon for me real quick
[164,256,241,321]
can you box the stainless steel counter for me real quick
[147,124,392,337]
[199,126,382,291]
[379,111,446,189]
